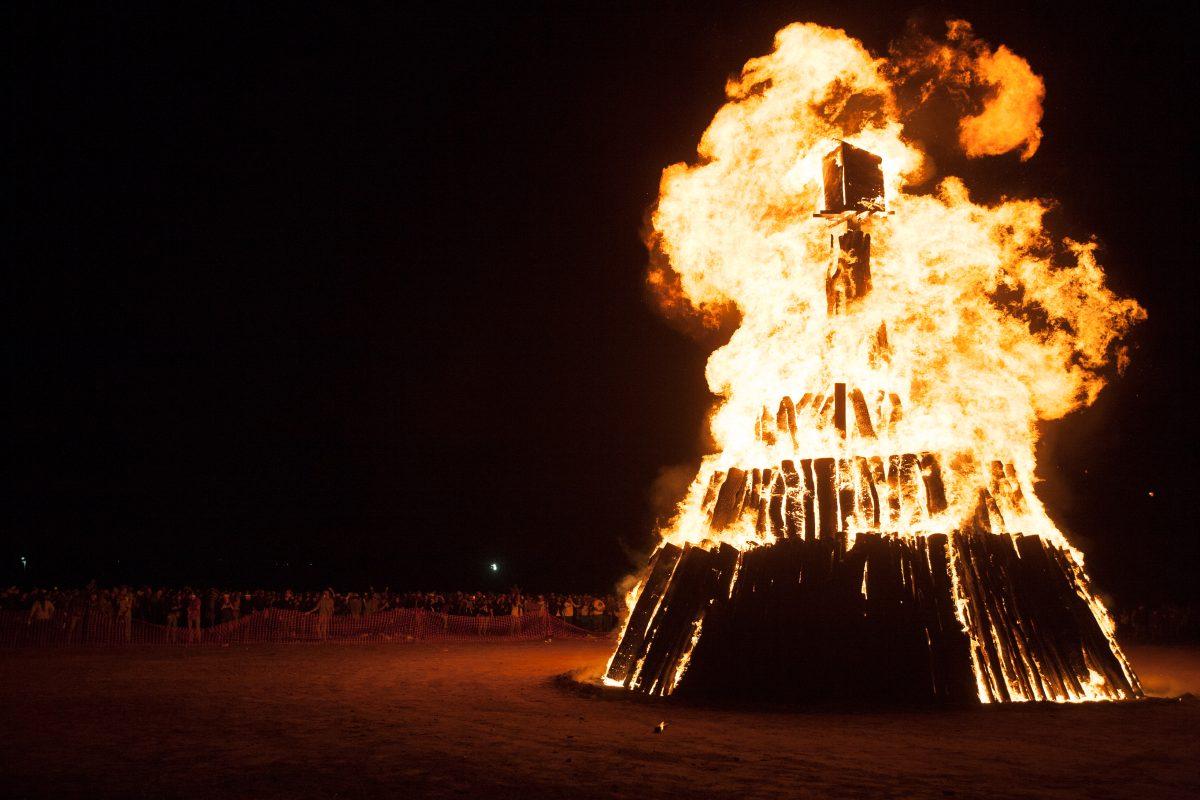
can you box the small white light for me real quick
[490,563,499,572]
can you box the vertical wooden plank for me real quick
[900,453,922,527]
[886,455,902,526]
[636,546,722,695]
[919,453,948,515]
[781,459,803,538]
[605,543,683,684]
[768,473,785,539]
[926,533,981,702]
[837,457,855,531]
[701,470,724,514]
[972,488,993,533]
[856,456,879,528]
[741,468,762,518]
[813,457,837,539]
[834,383,847,438]
[800,458,817,541]
[777,397,797,449]
[710,468,748,530]
[850,387,876,438]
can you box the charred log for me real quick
[605,543,683,685]
[813,457,837,539]
[919,453,948,515]
[710,468,747,530]
[611,531,1137,705]
[834,383,847,437]
[781,460,804,538]
[800,458,817,540]
[850,387,876,438]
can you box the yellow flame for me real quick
[644,22,1142,552]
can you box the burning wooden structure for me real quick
[606,530,1136,704]
[606,138,1141,705]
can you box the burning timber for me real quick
[606,532,1137,704]
[607,134,1142,705]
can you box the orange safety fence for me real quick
[0,608,600,647]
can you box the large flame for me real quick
[645,21,1142,550]
[615,21,1144,702]
[889,19,1046,160]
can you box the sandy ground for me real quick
[1,640,1198,800]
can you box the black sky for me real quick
[8,2,1198,603]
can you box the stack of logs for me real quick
[706,452,949,538]
[606,531,1140,704]
[606,380,1140,703]
[755,384,901,447]
[952,530,1138,702]
[706,452,1028,538]
[714,383,1032,538]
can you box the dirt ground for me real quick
[2,640,1197,800]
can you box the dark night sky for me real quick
[7,3,1198,603]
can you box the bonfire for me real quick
[605,21,1145,704]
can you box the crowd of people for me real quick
[2,585,624,636]
[1115,603,1199,644]
[12,584,1196,645]
[393,590,620,629]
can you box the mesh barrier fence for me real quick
[0,608,598,647]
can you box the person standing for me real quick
[508,591,522,634]
[64,591,83,643]
[315,590,334,640]
[165,594,181,643]
[92,589,113,641]
[151,588,166,625]
[28,592,54,623]
[27,592,54,644]
[186,593,202,643]
[205,589,218,628]
[116,588,133,643]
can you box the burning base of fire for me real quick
[606,530,1139,704]
[606,393,1141,704]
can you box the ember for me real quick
[607,21,1144,704]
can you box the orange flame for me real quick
[889,20,1045,160]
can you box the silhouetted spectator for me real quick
[315,590,334,639]
[187,593,202,643]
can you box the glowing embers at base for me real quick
[606,532,1141,703]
